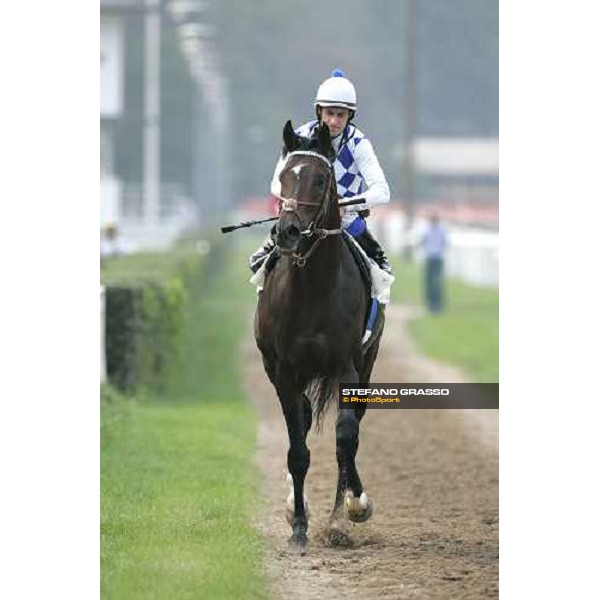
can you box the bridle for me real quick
[275,151,343,267]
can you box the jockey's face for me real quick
[319,106,350,137]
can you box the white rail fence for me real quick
[443,228,499,289]
[372,214,499,289]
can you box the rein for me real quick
[276,151,343,267]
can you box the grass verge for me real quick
[390,257,499,383]
[101,240,270,600]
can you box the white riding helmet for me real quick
[314,69,357,111]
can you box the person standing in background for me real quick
[100,223,127,260]
[420,212,447,313]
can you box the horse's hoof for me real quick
[288,532,309,555]
[328,527,351,547]
[348,498,374,523]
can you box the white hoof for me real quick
[345,490,368,513]
[346,490,374,523]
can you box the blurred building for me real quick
[415,137,499,228]
[100,0,231,249]
[100,2,127,227]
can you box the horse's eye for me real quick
[314,176,325,189]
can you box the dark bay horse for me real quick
[254,121,385,552]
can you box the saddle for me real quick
[341,230,371,291]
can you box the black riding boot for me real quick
[249,227,277,273]
[354,228,393,275]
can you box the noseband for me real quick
[276,151,343,267]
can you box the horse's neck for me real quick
[291,236,342,294]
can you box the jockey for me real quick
[249,69,393,274]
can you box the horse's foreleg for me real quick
[340,339,382,523]
[328,405,359,546]
[285,393,313,527]
[326,362,359,545]
[331,405,374,534]
[277,375,311,553]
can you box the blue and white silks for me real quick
[271,121,390,233]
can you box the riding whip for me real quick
[220,198,367,234]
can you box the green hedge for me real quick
[101,244,212,393]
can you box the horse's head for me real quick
[276,121,340,258]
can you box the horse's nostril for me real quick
[287,225,300,239]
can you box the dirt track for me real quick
[243,303,498,600]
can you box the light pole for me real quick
[403,0,417,259]
[143,0,161,230]
[168,1,231,222]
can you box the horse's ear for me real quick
[283,120,298,153]
[317,123,331,157]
